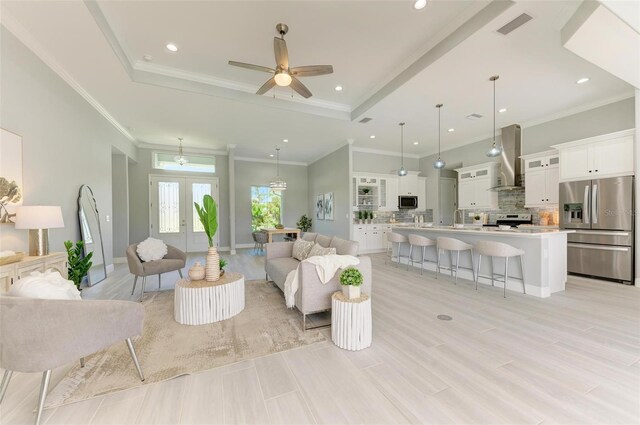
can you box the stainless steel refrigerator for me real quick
[560,176,634,284]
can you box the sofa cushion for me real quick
[308,243,336,258]
[292,239,314,261]
[302,232,317,242]
[316,234,332,248]
[330,237,359,256]
[266,257,300,291]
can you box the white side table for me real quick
[174,272,245,325]
[331,291,372,351]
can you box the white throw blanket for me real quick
[284,254,360,308]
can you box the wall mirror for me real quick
[78,185,106,285]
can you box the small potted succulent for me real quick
[340,267,363,299]
[361,188,371,195]
[219,258,227,276]
[473,214,482,225]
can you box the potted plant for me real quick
[64,240,93,291]
[219,258,227,276]
[296,214,312,234]
[473,214,482,225]
[368,211,374,224]
[194,194,220,281]
[361,188,371,195]
[340,267,363,299]
[358,210,363,224]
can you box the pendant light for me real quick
[269,147,287,191]
[397,122,408,176]
[174,137,188,165]
[486,75,502,157]
[433,104,446,169]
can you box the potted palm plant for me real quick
[340,267,363,299]
[64,240,92,291]
[194,195,220,281]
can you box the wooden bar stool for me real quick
[407,234,437,275]
[474,240,526,298]
[436,237,475,283]
[387,232,409,267]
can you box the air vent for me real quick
[497,13,533,35]
[359,117,373,123]
[466,113,483,120]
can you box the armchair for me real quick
[126,243,186,301]
[0,296,145,425]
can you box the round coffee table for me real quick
[174,272,245,325]
[331,291,372,351]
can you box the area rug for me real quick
[45,280,325,408]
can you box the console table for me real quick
[0,252,67,293]
[174,272,245,325]
[331,291,372,351]
[263,227,300,243]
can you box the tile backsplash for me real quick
[355,209,433,224]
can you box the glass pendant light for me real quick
[486,75,502,157]
[269,147,287,191]
[433,104,446,169]
[397,122,408,176]
[174,137,188,165]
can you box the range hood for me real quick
[491,124,523,191]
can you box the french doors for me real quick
[149,175,219,252]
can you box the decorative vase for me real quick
[188,261,205,281]
[205,247,220,282]
[342,285,361,300]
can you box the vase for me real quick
[342,285,361,300]
[205,247,220,282]
[188,261,205,281]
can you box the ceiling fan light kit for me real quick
[486,75,503,158]
[433,104,446,169]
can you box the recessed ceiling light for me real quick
[413,141,419,145]
[143,54,153,62]
[269,154,274,157]
[576,77,590,84]
[448,128,455,132]
[499,108,507,113]
[165,43,179,52]
[283,139,288,143]
[335,85,343,91]
[370,135,376,139]
[414,0,427,10]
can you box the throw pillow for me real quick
[9,269,81,300]
[292,239,314,261]
[302,232,317,242]
[308,243,336,258]
[316,234,332,248]
[136,237,168,262]
[330,236,359,256]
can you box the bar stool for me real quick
[387,232,409,267]
[407,234,437,275]
[436,237,475,283]
[474,240,526,298]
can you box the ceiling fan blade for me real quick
[290,77,312,99]
[290,65,334,77]
[228,61,274,74]
[274,37,289,69]
[256,77,277,95]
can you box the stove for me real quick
[483,213,532,228]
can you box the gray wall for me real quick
[128,148,230,248]
[308,145,351,239]
[0,28,135,266]
[234,160,308,245]
[111,153,129,258]
[353,151,420,174]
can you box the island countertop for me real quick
[391,224,574,238]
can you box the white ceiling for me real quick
[0,0,634,163]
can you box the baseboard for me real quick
[113,257,127,264]
[106,264,115,274]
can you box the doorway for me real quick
[439,177,457,226]
[149,175,219,252]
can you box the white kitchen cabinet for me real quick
[398,173,419,195]
[378,177,399,211]
[552,130,634,182]
[352,224,391,253]
[418,178,426,211]
[521,150,560,208]
[455,162,499,209]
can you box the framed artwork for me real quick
[316,194,324,220]
[323,192,334,221]
[0,129,23,224]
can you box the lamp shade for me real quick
[15,206,64,229]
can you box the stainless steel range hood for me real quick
[491,124,522,191]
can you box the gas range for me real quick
[483,213,532,228]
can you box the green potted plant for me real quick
[361,188,371,195]
[296,214,312,233]
[64,240,93,291]
[473,214,482,224]
[357,210,363,224]
[194,194,219,281]
[340,267,363,299]
[219,258,227,276]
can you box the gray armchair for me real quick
[126,243,186,301]
[0,296,145,425]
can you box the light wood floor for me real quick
[1,249,639,425]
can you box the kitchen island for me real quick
[392,225,574,298]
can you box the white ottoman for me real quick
[331,291,372,351]
[174,272,245,325]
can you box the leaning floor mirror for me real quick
[78,185,107,285]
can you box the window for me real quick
[251,186,282,231]
[153,152,216,173]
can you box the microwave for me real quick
[398,195,418,209]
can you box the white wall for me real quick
[0,28,136,266]
[111,152,129,259]
[353,151,420,175]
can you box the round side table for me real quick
[174,272,245,325]
[331,291,372,351]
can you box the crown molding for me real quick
[235,156,307,166]
[138,142,228,156]
[1,10,137,145]
[352,146,421,159]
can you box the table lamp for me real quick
[15,206,65,256]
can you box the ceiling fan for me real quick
[229,23,333,99]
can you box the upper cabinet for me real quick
[455,162,499,209]
[352,173,427,212]
[521,150,559,208]
[398,173,419,195]
[551,129,635,182]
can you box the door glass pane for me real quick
[192,183,212,232]
[158,182,180,233]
